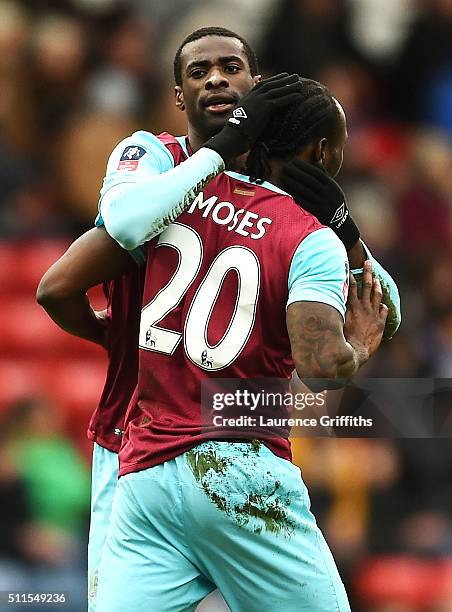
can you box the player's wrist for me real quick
[87,308,107,349]
[204,125,250,163]
[333,215,360,252]
[346,339,369,369]
[347,239,366,266]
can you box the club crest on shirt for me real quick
[117,145,146,171]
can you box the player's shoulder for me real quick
[223,171,325,234]
[116,130,175,156]
[155,131,183,147]
[126,130,188,155]
[298,226,347,258]
[155,132,189,163]
[105,130,177,173]
[224,171,317,213]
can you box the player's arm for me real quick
[100,142,225,251]
[288,263,387,380]
[101,74,304,250]
[288,303,362,380]
[36,226,134,347]
[280,160,401,339]
[286,229,387,382]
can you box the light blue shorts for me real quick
[88,442,228,612]
[88,443,118,611]
[97,441,350,612]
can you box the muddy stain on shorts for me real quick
[186,442,298,536]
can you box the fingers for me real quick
[256,73,300,93]
[361,260,373,302]
[379,303,389,324]
[253,72,290,89]
[263,72,290,80]
[347,271,358,309]
[265,81,304,101]
[267,91,306,109]
[371,276,383,310]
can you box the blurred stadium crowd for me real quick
[0,0,451,610]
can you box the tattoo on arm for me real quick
[287,302,351,378]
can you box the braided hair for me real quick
[245,78,341,183]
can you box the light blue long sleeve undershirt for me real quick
[98,135,224,250]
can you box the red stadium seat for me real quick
[52,358,106,455]
[0,239,111,454]
[0,239,71,296]
[0,297,106,358]
[0,357,105,411]
[51,359,107,415]
[0,359,45,412]
[18,239,72,294]
[0,357,103,457]
[355,556,438,607]
[1,297,66,356]
[430,559,452,603]
[0,242,21,294]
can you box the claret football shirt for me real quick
[98,132,349,475]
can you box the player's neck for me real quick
[265,160,286,190]
[187,127,203,153]
[187,125,216,154]
[187,127,246,172]
[268,151,314,190]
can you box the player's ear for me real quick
[175,86,185,111]
[314,138,328,166]
[252,74,262,86]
